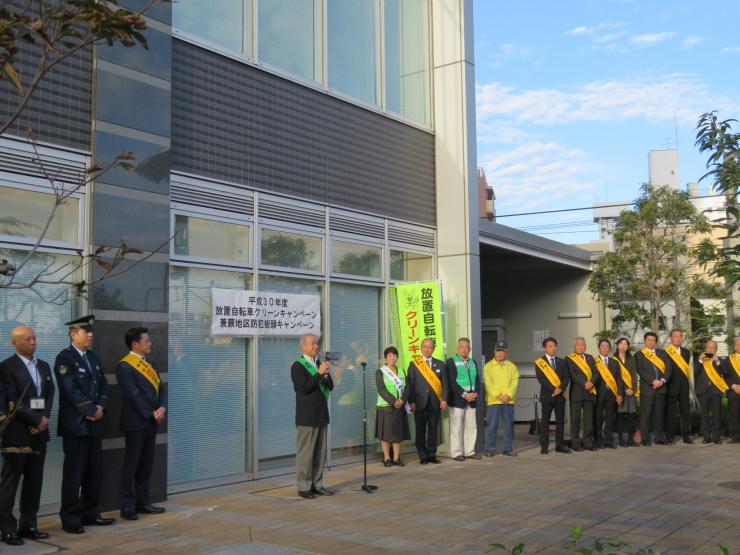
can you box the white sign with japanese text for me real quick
[210,288,321,337]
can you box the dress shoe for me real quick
[574,447,584,452]
[540,447,549,454]
[419,459,428,465]
[452,455,465,462]
[120,509,138,521]
[683,436,694,444]
[137,505,165,514]
[1,531,23,545]
[311,487,335,496]
[428,457,442,464]
[727,437,740,444]
[714,439,723,445]
[555,446,572,454]
[392,458,405,467]
[298,490,315,499]
[467,454,482,460]
[502,451,517,457]
[607,444,618,449]
[63,526,84,534]
[485,452,496,457]
[702,438,712,444]
[18,528,49,540]
[383,459,392,467]
[82,516,116,526]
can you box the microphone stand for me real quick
[360,362,377,493]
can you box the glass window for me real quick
[174,215,251,265]
[0,186,79,244]
[0,249,79,505]
[257,0,322,82]
[332,240,381,278]
[329,282,382,460]
[327,0,380,106]
[260,228,322,272]
[257,275,323,470]
[173,0,251,56]
[390,249,433,281]
[168,266,251,484]
[384,0,431,126]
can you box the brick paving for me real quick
[11,434,740,555]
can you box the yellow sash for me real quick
[568,353,597,395]
[729,353,740,378]
[412,355,442,401]
[640,348,666,374]
[613,356,633,391]
[664,346,690,380]
[534,357,561,388]
[121,353,160,394]
[595,357,619,397]
[703,359,729,393]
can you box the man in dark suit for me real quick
[534,337,571,454]
[566,336,600,451]
[634,331,672,446]
[593,339,621,449]
[54,315,115,534]
[117,327,167,520]
[408,338,447,464]
[723,337,740,443]
[664,329,693,444]
[0,326,55,546]
[291,333,334,499]
[694,340,728,444]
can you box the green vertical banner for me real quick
[391,281,446,369]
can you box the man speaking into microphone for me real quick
[291,333,335,499]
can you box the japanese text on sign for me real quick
[210,288,321,337]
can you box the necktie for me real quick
[550,357,556,368]
[29,360,40,395]
[82,352,91,372]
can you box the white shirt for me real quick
[18,353,41,394]
[302,354,316,366]
[547,356,556,368]
[129,351,144,359]
[601,356,610,365]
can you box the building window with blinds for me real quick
[168,266,252,484]
[256,275,323,471]
[173,0,253,56]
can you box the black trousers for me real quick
[60,436,103,528]
[639,393,666,442]
[539,399,566,449]
[618,412,635,438]
[0,441,46,533]
[570,400,595,449]
[595,395,617,446]
[698,394,723,442]
[121,426,157,510]
[666,381,691,440]
[730,395,740,441]
[414,407,440,461]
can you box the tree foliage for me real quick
[589,184,721,342]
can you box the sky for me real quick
[473,0,740,244]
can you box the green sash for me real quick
[453,355,477,392]
[297,357,330,398]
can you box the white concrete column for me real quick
[432,0,481,353]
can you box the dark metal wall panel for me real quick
[0,41,92,150]
[171,40,436,226]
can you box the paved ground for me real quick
[10,430,740,555]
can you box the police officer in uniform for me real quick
[54,315,115,533]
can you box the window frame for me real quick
[329,236,384,283]
[387,245,435,284]
[170,206,254,270]
[258,223,325,277]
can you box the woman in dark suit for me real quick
[375,346,410,467]
[614,337,638,446]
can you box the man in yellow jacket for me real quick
[483,341,519,456]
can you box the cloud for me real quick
[721,46,740,53]
[629,32,676,46]
[565,22,622,36]
[476,74,740,127]
[682,35,702,47]
[479,142,600,212]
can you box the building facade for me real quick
[0,0,479,508]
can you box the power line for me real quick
[495,192,728,219]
